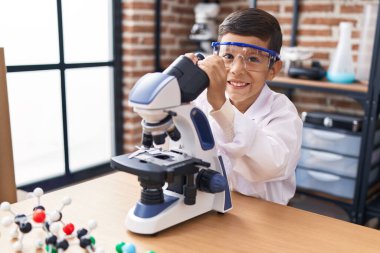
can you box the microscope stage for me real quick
[111,149,208,182]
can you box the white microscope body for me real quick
[111,56,232,234]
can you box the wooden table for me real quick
[1,172,380,253]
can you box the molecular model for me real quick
[0,188,104,253]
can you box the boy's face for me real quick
[219,33,282,111]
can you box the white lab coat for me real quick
[193,84,303,205]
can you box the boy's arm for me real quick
[210,98,303,183]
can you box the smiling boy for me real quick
[187,8,302,205]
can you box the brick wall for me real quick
[121,0,378,152]
[122,0,198,152]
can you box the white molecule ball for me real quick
[33,187,44,197]
[49,210,61,222]
[0,202,11,211]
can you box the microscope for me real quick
[189,2,220,54]
[111,55,232,235]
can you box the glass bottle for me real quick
[327,22,356,83]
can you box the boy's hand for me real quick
[184,53,227,111]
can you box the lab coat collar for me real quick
[243,83,272,120]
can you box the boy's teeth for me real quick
[230,82,247,87]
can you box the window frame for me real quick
[6,0,123,192]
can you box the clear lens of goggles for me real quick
[213,44,276,72]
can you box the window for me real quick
[0,0,123,190]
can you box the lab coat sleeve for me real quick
[210,96,303,183]
[209,99,235,142]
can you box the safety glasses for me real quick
[211,42,280,72]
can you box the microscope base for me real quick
[125,189,230,234]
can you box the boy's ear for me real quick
[266,60,283,81]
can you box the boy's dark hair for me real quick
[218,8,282,54]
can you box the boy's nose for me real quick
[231,55,246,73]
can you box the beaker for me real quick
[327,22,355,83]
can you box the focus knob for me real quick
[196,169,227,193]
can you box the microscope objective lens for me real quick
[142,133,153,148]
[153,133,167,145]
[167,126,181,141]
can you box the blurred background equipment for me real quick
[189,2,220,54]
[356,3,379,83]
[281,47,326,80]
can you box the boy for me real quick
[187,8,302,205]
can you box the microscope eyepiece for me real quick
[163,55,209,103]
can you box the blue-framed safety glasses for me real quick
[211,42,280,72]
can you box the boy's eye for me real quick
[247,56,261,63]
[222,53,234,60]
